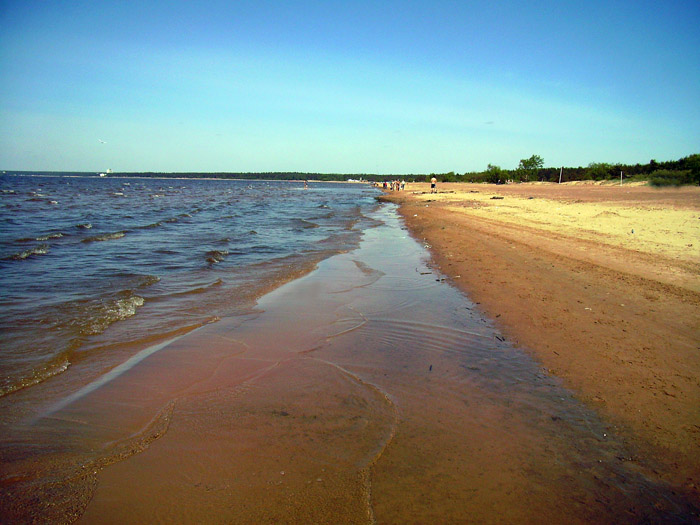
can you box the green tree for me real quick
[485,164,505,184]
[517,154,544,181]
[679,154,700,184]
[587,162,613,180]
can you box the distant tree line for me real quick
[426,153,700,186]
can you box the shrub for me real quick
[648,169,694,187]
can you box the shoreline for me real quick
[2,200,698,521]
[0,173,377,408]
[381,182,700,499]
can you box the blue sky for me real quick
[1,0,698,174]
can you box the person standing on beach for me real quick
[431,176,437,193]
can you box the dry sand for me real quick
[382,181,700,499]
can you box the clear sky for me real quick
[1,0,698,174]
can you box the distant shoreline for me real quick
[1,171,380,182]
[1,173,372,183]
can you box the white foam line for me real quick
[38,328,202,420]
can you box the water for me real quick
[0,174,379,397]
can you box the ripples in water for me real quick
[0,175,380,397]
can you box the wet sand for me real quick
[382,182,700,506]
[1,203,698,522]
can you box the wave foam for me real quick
[36,232,64,241]
[82,231,126,243]
[0,358,70,398]
[7,244,49,260]
[206,250,229,264]
[81,295,145,335]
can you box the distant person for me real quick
[400,180,406,191]
[431,176,437,193]
[304,180,308,189]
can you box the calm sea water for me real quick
[0,175,379,397]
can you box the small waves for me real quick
[0,356,70,398]
[106,295,145,329]
[14,232,65,243]
[109,273,161,290]
[41,291,147,339]
[142,221,163,229]
[74,293,145,336]
[206,250,229,264]
[291,218,319,230]
[150,278,223,300]
[6,244,49,260]
[36,232,64,241]
[137,213,190,230]
[249,244,281,254]
[0,271,159,398]
[82,231,126,243]
[135,274,161,288]
[0,177,379,401]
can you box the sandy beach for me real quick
[2,188,699,523]
[382,181,700,500]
